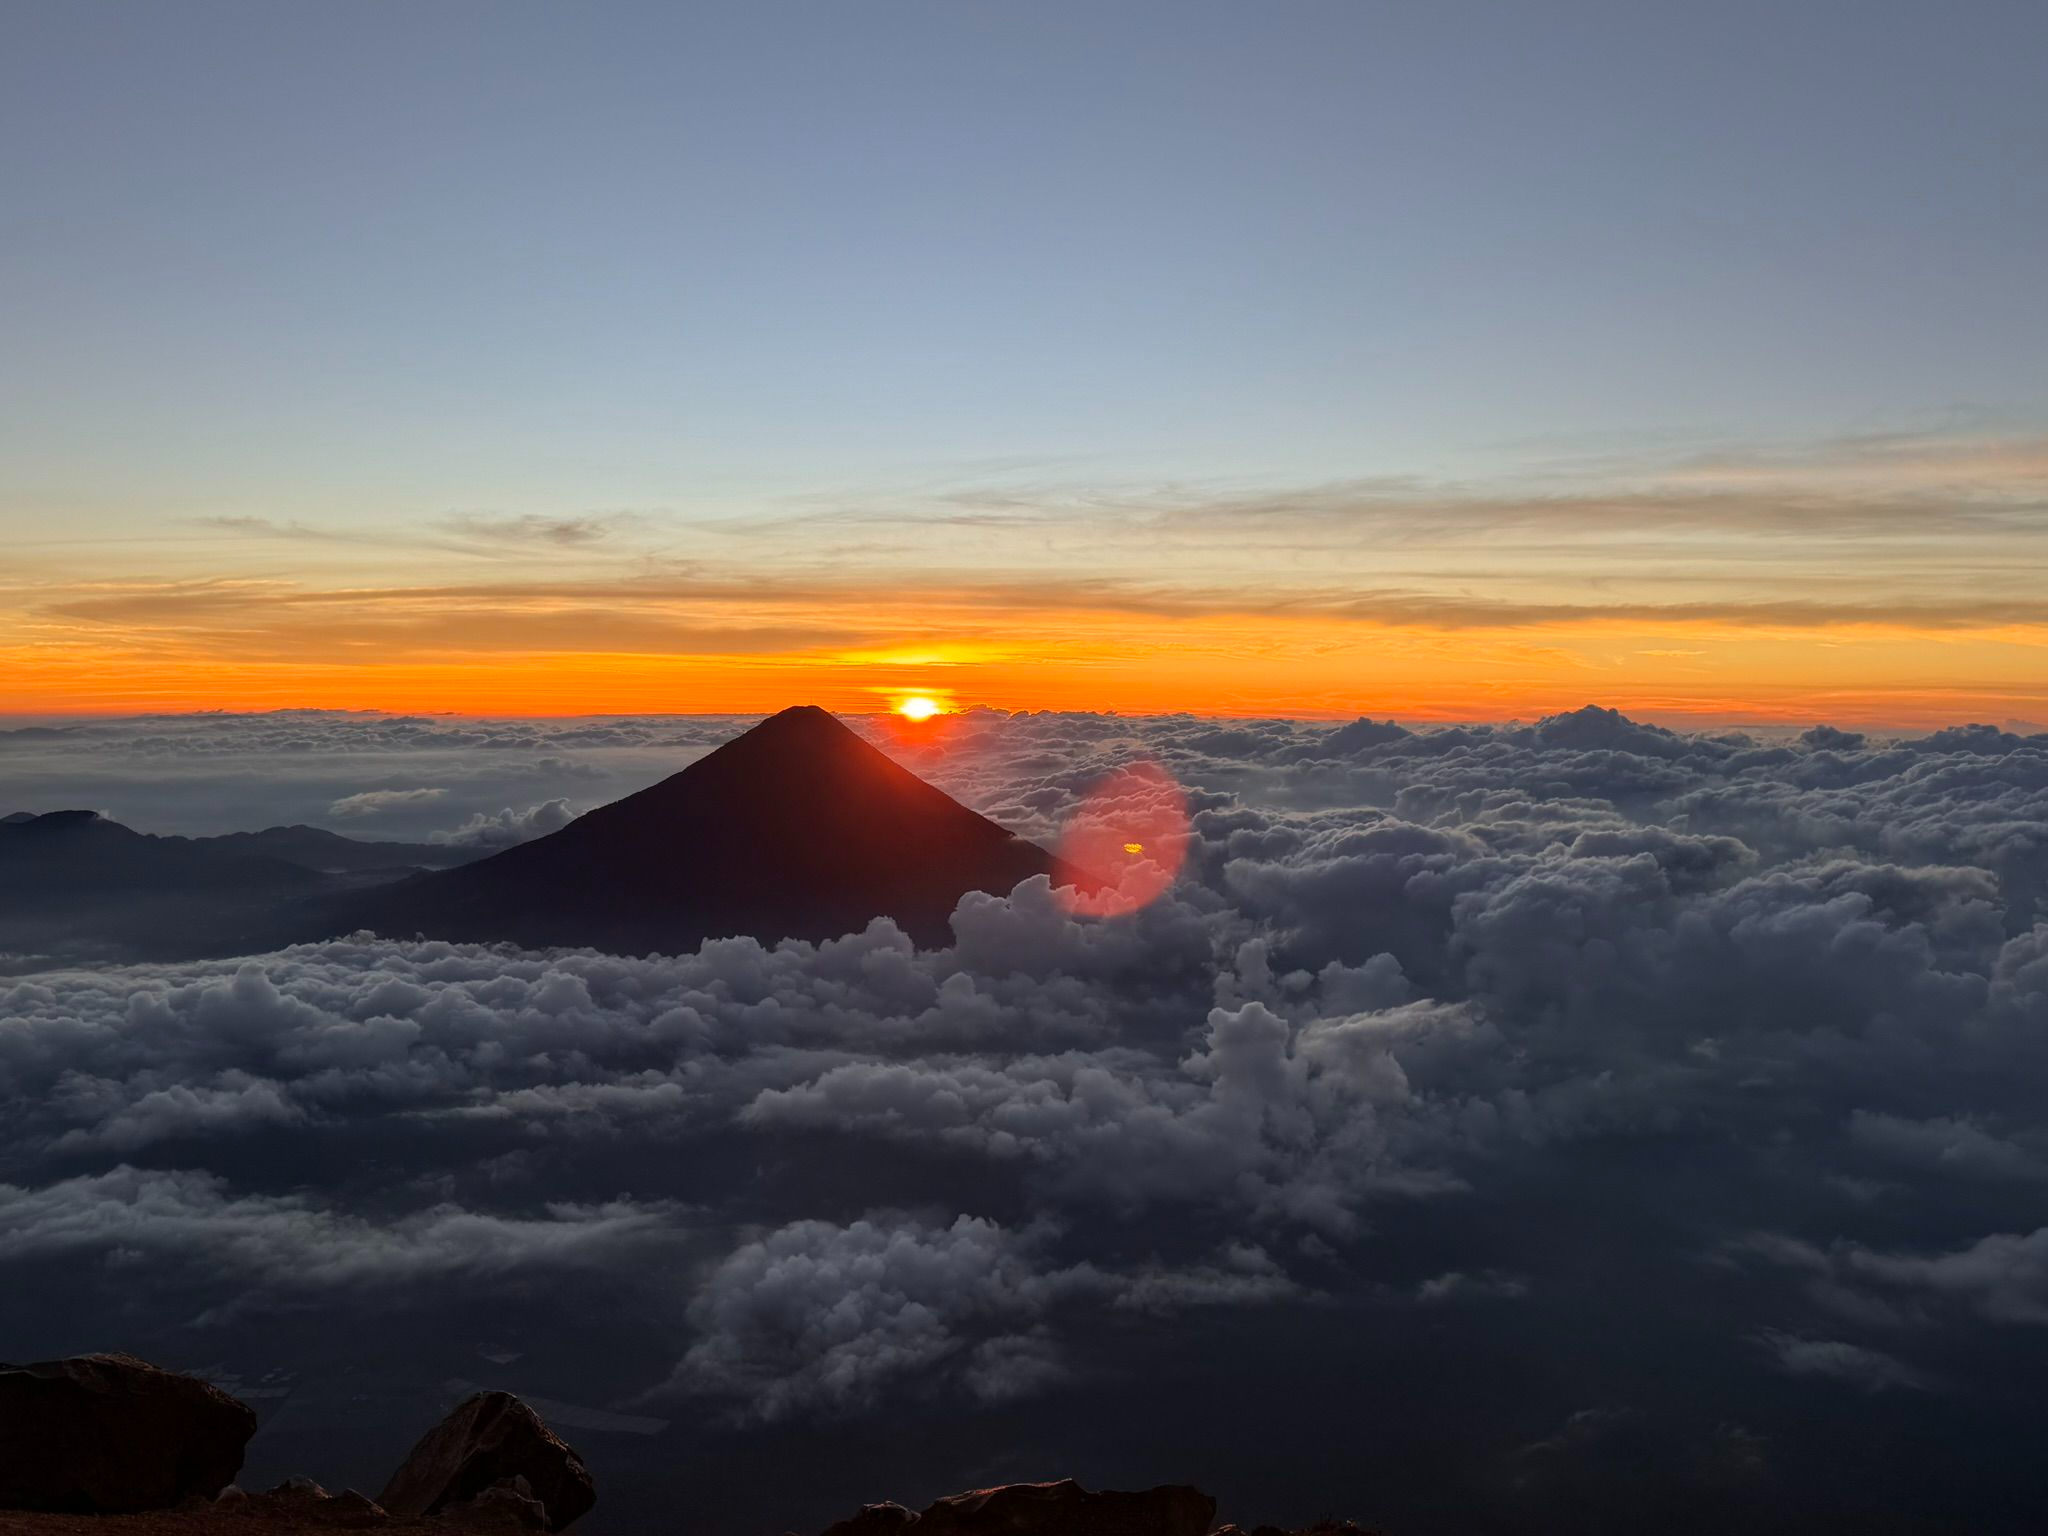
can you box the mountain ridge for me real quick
[0,812,485,970]
[0,811,487,876]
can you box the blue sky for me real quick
[9,1,2044,512]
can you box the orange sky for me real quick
[7,434,2047,730]
[6,604,2047,730]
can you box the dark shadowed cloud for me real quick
[7,707,2048,1530]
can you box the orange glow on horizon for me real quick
[9,424,2048,732]
[3,606,2047,731]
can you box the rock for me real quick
[818,1504,918,1536]
[268,1476,335,1501]
[0,1352,258,1513]
[378,1392,595,1532]
[247,1480,387,1526]
[329,1489,390,1521]
[445,1477,550,1530]
[820,1480,1214,1536]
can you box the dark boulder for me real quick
[378,1392,594,1532]
[266,1476,337,1501]
[443,1475,550,1530]
[821,1480,1215,1536]
[0,1353,257,1512]
[244,1480,388,1527]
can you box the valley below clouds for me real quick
[7,706,2048,1533]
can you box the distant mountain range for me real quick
[0,810,483,970]
[318,705,1086,953]
[1,707,1088,969]
[1,811,486,878]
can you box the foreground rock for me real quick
[0,1354,258,1513]
[820,1480,1215,1536]
[377,1393,593,1533]
[253,1480,389,1525]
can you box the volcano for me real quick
[320,706,1081,953]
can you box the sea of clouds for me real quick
[5,706,2048,1533]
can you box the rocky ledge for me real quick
[0,1355,1376,1536]
[813,1481,1375,1536]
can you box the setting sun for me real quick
[895,695,944,721]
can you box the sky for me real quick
[4,0,2047,724]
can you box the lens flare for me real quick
[1054,760,1189,917]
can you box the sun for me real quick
[895,695,944,722]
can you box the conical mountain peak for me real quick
[710,703,887,764]
[749,703,852,738]
[324,706,1072,954]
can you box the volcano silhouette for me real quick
[324,706,1083,953]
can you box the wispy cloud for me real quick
[436,512,646,547]
[12,427,2048,719]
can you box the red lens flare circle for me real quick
[1053,760,1190,917]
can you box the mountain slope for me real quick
[0,812,485,970]
[202,824,484,873]
[0,811,325,968]
[0,812,484,880]
[0,810,322,895]
[321,706,1081,953]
